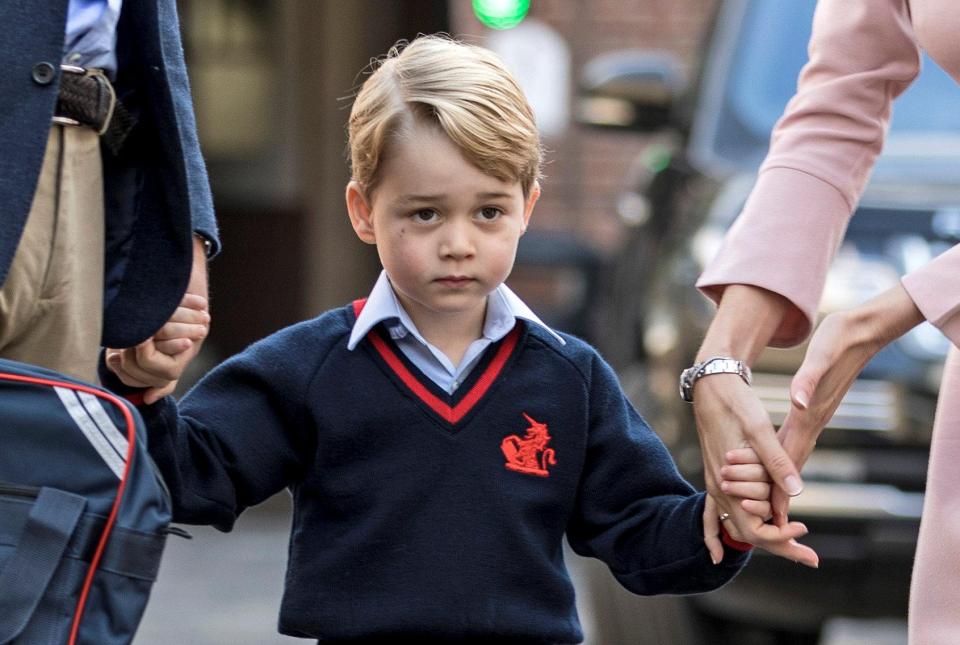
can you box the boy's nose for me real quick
[439,221,475,259]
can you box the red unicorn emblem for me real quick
[501,413,557,477]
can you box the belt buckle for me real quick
[51,65,85,127]
[53,65,117,135]
[85,68,117,136]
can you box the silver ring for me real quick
[718,512,731,522]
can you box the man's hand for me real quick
[105,237,211,404]
[105,293,210,403]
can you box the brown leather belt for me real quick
[53,65,136,155]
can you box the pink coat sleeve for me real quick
[902,246,960,347]
[696,0,926,346]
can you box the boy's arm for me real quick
[106,327,320,531]
[565,354,750,596]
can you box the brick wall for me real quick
[451,0,717,254]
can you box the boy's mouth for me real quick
[434,276,475,288]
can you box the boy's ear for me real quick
[346,180,376,244]
[520,181,541,234]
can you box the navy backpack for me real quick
[0,358,172,644]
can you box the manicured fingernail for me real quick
[795,391,809,409]
[785,475,803,496]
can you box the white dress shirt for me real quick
[65,0,123,75]
[348,271,564,394]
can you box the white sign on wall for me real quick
[486,19,571,140]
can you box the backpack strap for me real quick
[0,487,86,642]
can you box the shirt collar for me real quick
[347,270,565,351]
[489,282,565,345]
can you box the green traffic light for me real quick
[472,0,530,30]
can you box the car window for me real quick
[729,0,960,140]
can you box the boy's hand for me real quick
[720,447,775,519]
[707,447,818,567]
[703,494,728,564]
[703,493,758,564]
[105,294,210,404]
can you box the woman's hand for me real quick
[770,283,924,521]
[692,285,817,565]
[694,374,818,567]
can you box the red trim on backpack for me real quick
[0,372,138,645]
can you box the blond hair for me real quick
[348,35,542,196]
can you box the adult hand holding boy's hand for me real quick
[695,375,819,568]
[106,293,210,404]
[106,237,211,404]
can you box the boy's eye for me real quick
[477,207,503,221]
[411,209,439,223]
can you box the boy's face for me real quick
[347,122,539,334]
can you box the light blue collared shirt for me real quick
[65,0,123,76]
[348,271,565,394]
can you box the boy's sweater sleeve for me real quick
[137,325,327,531]
[565,353,749,595]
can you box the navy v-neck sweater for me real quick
[139,302,749,643]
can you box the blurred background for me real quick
[138,0,960,643]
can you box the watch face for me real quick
[679,367,695,402]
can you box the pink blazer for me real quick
[697,0,960,349]
[696,2,960,643]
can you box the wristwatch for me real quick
[679,356,752,403]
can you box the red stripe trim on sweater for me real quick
[352,298,367,318]
[368,332,456,421]
[720,525,754,552]
[124,391,145,406]
[450,328,519,420]
[367,327,521,424]
[354,296,520,424]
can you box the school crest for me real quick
[501,413,556,478]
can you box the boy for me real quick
[107,36,787,643]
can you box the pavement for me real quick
[137,495,301,644]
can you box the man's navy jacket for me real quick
[0,0,220,349]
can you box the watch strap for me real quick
[679,356,751,402]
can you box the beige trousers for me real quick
[0,125,104,382]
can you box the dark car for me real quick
[575,1,959,642]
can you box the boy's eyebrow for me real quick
[394,191,515,205]
[395,194,446,205]
[475,191,515,200]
